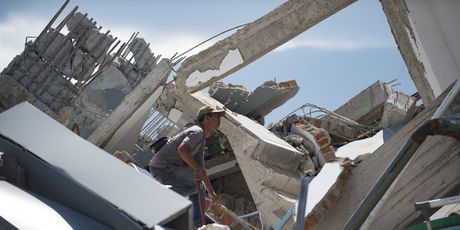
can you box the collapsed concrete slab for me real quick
[234,80,299,124]
[334,80,417,128]
[209,82,249,111]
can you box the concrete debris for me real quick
[210,80,299,125]
[269,114,337,176]
[314,90,460,229]
[334,80,418,128]
[0,8,165,148]
[0,102,193,228]
[66,12,97,36]
[209,82,249,111]
[302,162,353,229]
[206,198,257,229]
[380,91,417,128]
[2,0,458,229]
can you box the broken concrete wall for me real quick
[71,64,132,137]
[0,10,115,117]
[382,0,460,106]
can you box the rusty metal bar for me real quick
[33,0,70,47]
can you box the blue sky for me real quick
[0,0,416,125]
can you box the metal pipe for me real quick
[121,32,139,60]
[55,6,78,32]
[33,0,70,47]
[121,32,137,59]
[415,195,460,210]
[141,113,163,134]
[414,195,460,230]
[142,115,162,135]
[433,79,460,119]
[295,176,311,230]
[36,6,78,56]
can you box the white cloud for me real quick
[0,13,46,70]
[108,25,210,60]
[273,37,394,52]
[0,13,211,70]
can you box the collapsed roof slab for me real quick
[175,91,305,228]
[313,87,460,230]
[236,80,299,122]
[209,82,249,111]
[174,0,356,93]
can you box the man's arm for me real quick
[178,142,219,201]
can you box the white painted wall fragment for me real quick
[335,130,384,160]
[185,49,244,87]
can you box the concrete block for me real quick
[334,81,393,125]
[380,91,417,128]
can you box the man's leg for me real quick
[151,166,206,226]
[189,184,206,226]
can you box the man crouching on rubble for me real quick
[149,105,223,226]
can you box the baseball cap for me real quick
[197,105,225,121]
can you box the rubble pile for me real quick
[268,114,337,176]
[209,80,299,125]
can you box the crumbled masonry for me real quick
[2,0,460,229]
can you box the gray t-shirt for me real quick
[149,125,205,168]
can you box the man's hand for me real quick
[194,168,220,203]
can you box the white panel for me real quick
[0,102,191,228]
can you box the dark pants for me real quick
[150,165,206,226]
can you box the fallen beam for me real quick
[175,0,356,93]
